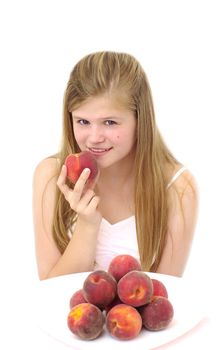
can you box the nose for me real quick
[88,125,105,144]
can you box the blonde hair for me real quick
[52,51,179,271]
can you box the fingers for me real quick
[75,189,100,214]
[57,165,97,211]
[57,164,101,226]
[73,168,91,194]
[86,195,100,213]
[57,165,70,198]
[87,169,100,190]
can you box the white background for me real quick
[0,0,223,348]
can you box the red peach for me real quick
[106,304,142,340]
[139,296,174,331]
[118,271,153,307]
[65,151,98,184]
[104,295,123,314]
[108,254,142,281]
[83,270,117,309]
[67,303,104,340]
[69,289,87,309]
[152,279,168,298]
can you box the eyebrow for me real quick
[72,115,121,120]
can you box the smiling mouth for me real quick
[88,147,112,154]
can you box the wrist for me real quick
[76,216,101,234]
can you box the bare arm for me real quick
[32,158,101,280]
[156,170,198,277]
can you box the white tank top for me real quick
[94,216,138,270]
[68,166,187,270]
[94,166,187,270]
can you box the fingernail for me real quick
[84,168,90,174]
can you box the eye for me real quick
[77,119,89,125]
[104,120,117,126]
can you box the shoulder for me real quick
[167,165,198,196]
[158,166,198,276]
[33,156,60,189]
[167,165,198,220]
[167,165,198,225]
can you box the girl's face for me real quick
[71,95,137,169]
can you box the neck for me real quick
[97,154,135,190]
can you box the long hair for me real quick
[52,51,179,270]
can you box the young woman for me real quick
[33,51,198,280]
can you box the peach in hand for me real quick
[83,270,117,309]
[152,279,168,298]
[108,254,142,281]
[67,303,104,340]
[117,271,153,307]
[65,151,98,184]
[139,296,174,331]
[69,289,87,309]
[106,304,142,340]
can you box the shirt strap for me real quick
[166,166,187,189]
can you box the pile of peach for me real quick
[67,255,174,341]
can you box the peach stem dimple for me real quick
[91,275,101,283]
[111,320,117,330]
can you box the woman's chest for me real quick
[98,193,134,225]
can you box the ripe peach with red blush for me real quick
[108,254,142,281]
[118,270,153,307]
[69,289,87,309]
[104,295,123,314]
[66,255,175,341]
[152,279,168,298]
[65,151,98,184]
[67,303,104,340]
[106,304,142,340]
[83,270,117,309]
[139,296,174,331]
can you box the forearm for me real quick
[44,220,99,279]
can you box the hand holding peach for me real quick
[57,154,101,227]
[65,151,98,185]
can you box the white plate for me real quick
[35,272,205,350]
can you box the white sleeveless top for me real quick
[68,166,187,270]
[94,216,138,270]
[94,166,187,270]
